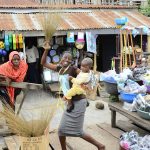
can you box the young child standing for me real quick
[64,57,93,112]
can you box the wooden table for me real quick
[0,81,43,115]
[108,102,150,131]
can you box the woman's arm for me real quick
[41,42,57,71]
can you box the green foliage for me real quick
[140,0,150,16]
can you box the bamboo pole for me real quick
[120,30,123,72]
[123,30,127,68]
[141,29,143,51]
[93,53,97,72]
[127,31,131,67]
[130,31,136,66]
[23,37,26,63]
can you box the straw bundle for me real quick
[0,101,57,137]
[40,13,62,41]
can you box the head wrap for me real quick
[0,51,28,104]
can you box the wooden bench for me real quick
[108,102,150,131]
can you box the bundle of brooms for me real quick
[40,12,62,42]
[0,100,57,137]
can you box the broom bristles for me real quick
[0,101,57,137]
[40,13,62,42]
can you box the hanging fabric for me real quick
[13,34,16,50]
[9,34,13,50]
[16,34,19,49]
[5,34,9,51]
[19,34,23,49]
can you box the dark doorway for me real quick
[97,35,116,72]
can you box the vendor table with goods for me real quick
[108,102,150,131]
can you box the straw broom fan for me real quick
[40,13,62,42]
[0,99,57,137]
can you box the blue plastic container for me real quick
[120,92,145,103]
[115,17,128,25]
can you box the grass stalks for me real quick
[40,13,62,42]
[0,101,57,137]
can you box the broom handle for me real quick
[141,29,143,52]
[123,31,127,68]
[120,30,123,72]
[93,53,97,72]
[127,31,131,67]
[130,31,136,66]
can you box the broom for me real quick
[40,13,62,42]
[0,100,57,137]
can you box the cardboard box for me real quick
[19,127,49,150]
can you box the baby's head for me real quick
[81,57,93,73]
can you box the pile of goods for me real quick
[120,130,150,150]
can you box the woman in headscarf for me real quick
[0,51,28,109]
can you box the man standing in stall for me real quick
[25,40,39,83]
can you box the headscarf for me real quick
[0,51,28,105]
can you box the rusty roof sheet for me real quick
[0,0,41,8]
[0,0,137,9]
[0,10,150,31]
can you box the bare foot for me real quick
[98,144,105,150]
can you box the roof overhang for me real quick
[1,10,150,36]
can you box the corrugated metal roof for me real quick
[0,0,41,8]
[0,10,150,31]
[0,0,137,9]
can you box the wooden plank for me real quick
[117,120,149,136]
[0,81,43,90]
[16,89,28,115]
[96,123,124,139]
[108,102,150,131]
[67,124,120,150]
[4,136,19,150]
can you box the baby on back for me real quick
[64,57,93,112]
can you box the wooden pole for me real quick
[0,81,43,90]
[123,30,127,68]
[130,31,136,66]
[93,53,97,72]
[141,29,143,52]
[120,30,123,72]
[23,36,26,63]
[127,30,131,67]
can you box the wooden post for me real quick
[120,30,123,72]
[23,36,26,63]
[93,53,97,72]
[141,29,143,52]
[130,31,136,66]
[127,31,131,67]
[111,109,116,128]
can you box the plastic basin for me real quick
[120,92,145,103]
[137,109,150,120]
